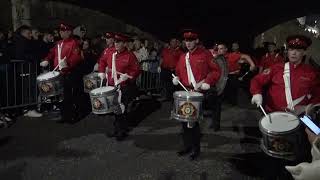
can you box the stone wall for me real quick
[0,0,157,41]
[0,0,13,30]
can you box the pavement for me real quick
[0,89,276,180]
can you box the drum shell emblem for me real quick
[84,79,95,90]
[40,82,53,93]
[178,102,197,117]
[92,98,105,110]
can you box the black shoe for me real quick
[189,151,200,161]
[115,132,128,141]
[177,148,192,156]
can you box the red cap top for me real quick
[114,33,129,42]
[183,29,199,40]
[286,35,312,49]
[59,23,72,31]
[105,32,115,39]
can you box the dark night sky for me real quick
[55,0,319,48]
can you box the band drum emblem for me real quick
[40,82,53,93]
[178,102,197,118]
[84,79,94,90]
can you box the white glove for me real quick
[292,105,308,116]
[40,60,49,67]
[286,162,320,180]
[172,76,179,85]
[119,73,129,82]
[200,83,210,90]
[59,57,68,69]
[251,94,263,107]
[98,73,105,80]
[93,63,98,71]
[249,65,256,71]
[157,66,161,73]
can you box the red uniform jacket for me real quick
[161,47,184,70]
[45,38,82,74]
[175,47,221,89]
[98,49,140,86]
[259,53,284,70]
[250,62,320,112]
[98,46,116,72]
[225,52,241,73]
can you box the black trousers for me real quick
[181,122,201,152]
[224,74,239,105]
[113,83,139,134]
[204,89,223,129]
[61,70,82,121]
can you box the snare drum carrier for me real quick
[37,71,63,97]
[259,112,302,160]
[171,91,204,122]
[89,86,117,114]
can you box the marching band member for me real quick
[96,32,115,73]
[160,37,184,100]
[217,42,256,105]
[98,32,140,141]
[258,42,285,73]
[173,29,221,160]
[250,35,320,179]
[40,22,83,123]
[251,35,320,114]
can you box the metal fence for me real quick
[0,60,40,110]
[136,60,171,94]
[0,60,171,112]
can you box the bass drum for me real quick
[213,55,228,96]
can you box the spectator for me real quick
[12,25,42,117]
[39,31,55,59]
[133,37,149,71]
[286,124,320,180]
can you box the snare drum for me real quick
[89,86,116,114]
[83,72,101,93]
[37,71,63,97]
[171,91,204,122]
[259,111,301,160]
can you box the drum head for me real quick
[213,55,228,96]
[174,91,203,98]
[260,112,300,133]
[37,71,60,80]
[90,86,115,94]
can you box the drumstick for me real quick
[100,79,103,88]
[116,71,133,79]
[238,71,249,81]
[171,74,189,92]
[259,105,272,123]
[52,64,60,72]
